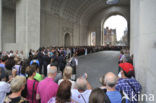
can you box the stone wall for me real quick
[2,0,40,57]
[130,0,156,102]
[2,8,16,45]
[40,12,60,47]
[40,8,89,47]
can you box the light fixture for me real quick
[106,0,119,5]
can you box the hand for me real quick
[82,73,88,79]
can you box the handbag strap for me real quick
[80,94,86,103]
[32,80,36,103]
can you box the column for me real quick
[131,0,156,100]
[16,0,40,56]
[96,27,101,46]
[0,0,2,51]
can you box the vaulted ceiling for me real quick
[41,0,130,22]
[3,0,130,23]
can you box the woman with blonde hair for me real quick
[4,76,28,103]
[58,66,75,89]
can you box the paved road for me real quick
[77,51,120,88]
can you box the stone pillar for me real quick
[131,0,156,101]
[96,27,101,46]
[16,0,40,56]
[0,0,2,51]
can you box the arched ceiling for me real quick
[41,0,130,23]
[3,0,130,23]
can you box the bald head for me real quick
[47,66,57,75]
[104,72,117,88]
[76,77,87,91]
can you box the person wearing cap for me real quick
[116,62,142,103]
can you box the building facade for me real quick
[104,27,117,46]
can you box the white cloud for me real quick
[104,15,127,41]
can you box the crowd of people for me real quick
[0,46,142,103]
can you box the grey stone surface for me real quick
[39,0,130,47]
[1,0,130,49]
[2,8,16,44]
[77,51,119,88]
[130,0,156,102]
[3,0,40,57]
[16,0,40,56]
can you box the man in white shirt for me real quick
[71,77,92,103]
[0,67,11,103]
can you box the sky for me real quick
[104,15,127,41]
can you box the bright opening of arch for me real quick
[104,15,128,46]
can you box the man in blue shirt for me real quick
[105,72,128,103]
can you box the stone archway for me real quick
[102,14,128,46]
[64,33,71,47]
[101,13,128,46]
[88,6,130,46]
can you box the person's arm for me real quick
[82,73,92,90]
[4,82,11,93]
[86,80,92,90]
[36,94,40,100]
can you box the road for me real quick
[77,51,120,88]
